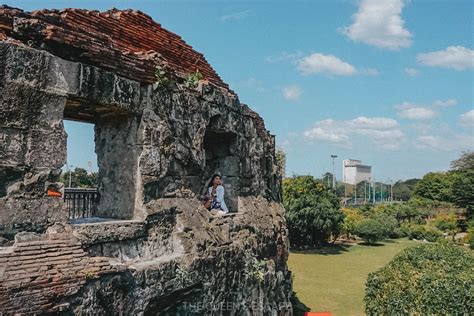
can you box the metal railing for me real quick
[64,188,99,219]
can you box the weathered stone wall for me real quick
[0,42,281,228]
[0,7,290,315]
[0,198,292,315]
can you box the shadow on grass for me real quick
[291,291,311,316]
[291,243,353,255]
[359,238,402,246]
[358,242,385,246]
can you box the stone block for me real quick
[0,127,26,166]
[25,129,67,169]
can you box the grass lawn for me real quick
[288,238,419,315]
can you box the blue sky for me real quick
[8,0,473,181]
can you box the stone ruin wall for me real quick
[0,6,291,315]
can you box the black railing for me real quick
[64,188,99,219]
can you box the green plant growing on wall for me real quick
[243,251,266,283]
[185,69,203,87]
[154,65,169,87]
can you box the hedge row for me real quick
[365,243,474,314]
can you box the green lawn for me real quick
[288,238,419,316]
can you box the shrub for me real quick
[283,176,344,247]
[341,207,363,238]
[433,213,458,232]
[365,243,474,314]
[423,228,442,242]
[468,229,474,250]
[353,219,386,244]
[372,213,398,238]
[397,223,411,237]
[407,224,426,240]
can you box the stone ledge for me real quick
[72,218,146,246]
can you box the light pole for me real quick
[380,181,383,202]
[364,180,367,203]
[66,163,74,188]
[331,155,337,190]
[372,179,376,204]
[390,179,393,202]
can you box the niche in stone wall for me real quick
[202,122,240,212]
[63,98,139,220]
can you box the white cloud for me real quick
[417,46,474,71]
[220,10,254,22]
[416,135,443,150]
[416,133,473,151]
[349,116,399,129]
[297,53,357,76]
[432,99,457,107]
[340,0,412,50]
[265,51,302,63]
[303,116,403,149]
[360,68,380,76]
[404,68,419,76]
[398,107,437,120]
[395,100,458,120]
[304,125,349,144]
[460,109,474,127]
[282,85,302,101]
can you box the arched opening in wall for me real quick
[63,99,139,221]
[202,123,240,212]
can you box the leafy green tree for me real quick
[283,176,344,247]
[413,172,455,202]
[365,243,474,315]
[60,167,98,188]
[371,213,398,238]
[451,169,474,217]
[392,178,419,201]
[353,219,386,244]
[341,207,364,238]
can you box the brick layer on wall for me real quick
[0,5,232,93]
[0,225,123,314]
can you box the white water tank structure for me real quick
[342,159,372,185]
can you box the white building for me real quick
[342,159,372,185]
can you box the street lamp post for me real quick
[330,155,337,190]
[390,180,393,202]
[66,163,73,188]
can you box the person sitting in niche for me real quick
[202,174,229,215]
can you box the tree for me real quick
[341,207,363,239]
[451,169,474,217]
[450,151,474,171]
[392,178,419,201]
[413,172,455,202]
[365,243,474,314]
[60,167,98,188]
[353,219,386,244]
[283,176,344,247]
[371,213,398,238]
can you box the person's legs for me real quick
[210,209,226,216]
